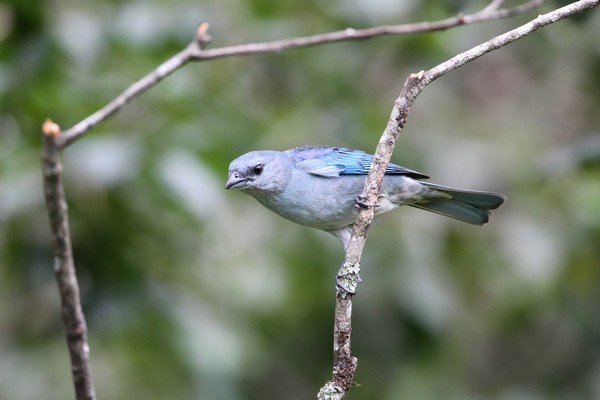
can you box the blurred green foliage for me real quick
[1,0,600,399]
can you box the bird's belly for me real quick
[252,179,364,231]
[247,174,417,231]
[265,193,359,231]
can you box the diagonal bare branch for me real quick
[188,0,546,60]
[58,23,212,148]
[320,0,599,398]
[57,0,544,148]
[38,1,599,399]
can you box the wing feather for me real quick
[290,146,429,179]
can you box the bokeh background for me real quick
[1,0,600,399]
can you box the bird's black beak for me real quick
[225,172,248,189]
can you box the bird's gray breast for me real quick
[249,171,365,231]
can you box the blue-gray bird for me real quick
[225,146,506,249]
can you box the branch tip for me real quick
[195,22,212,46]
[42,118,61,139]
[410,70,425,79]
[344,27,357,36]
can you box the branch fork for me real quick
[38,1,599,399]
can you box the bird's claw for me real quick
[354,195,380,210]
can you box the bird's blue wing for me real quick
[291,146,429,179]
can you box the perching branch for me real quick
[319,0,599,398]
[57,0,544,148]
[39,0,598,399]
[44,3,547,398]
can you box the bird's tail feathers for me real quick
[411,182,506,225]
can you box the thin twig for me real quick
[189,0,545,59]
[42,119,96,400]
[59,23,212,148]
[43,2,545,398]
[57,0,544,148]
[38,1,597,399]
[319,0,598,398]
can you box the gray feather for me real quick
[226,146,506,249]
[413,182,506,225]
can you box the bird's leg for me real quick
[354,194,380,209]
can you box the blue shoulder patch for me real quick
[290,146,429,179]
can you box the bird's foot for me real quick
[354,195,380,210]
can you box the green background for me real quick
[1,0,600,399]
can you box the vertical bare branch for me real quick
[319,0,599,398]
[39,26,211,396]
[42,120,96,400]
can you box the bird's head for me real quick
[225,150,291,192]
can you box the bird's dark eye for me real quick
[253,163,264,175]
